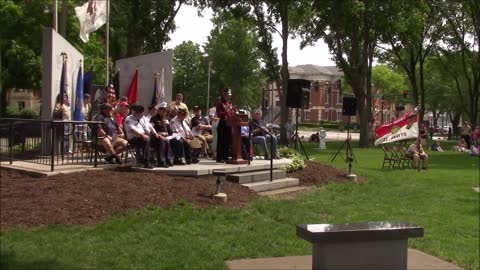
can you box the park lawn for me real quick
[1,142,478,270]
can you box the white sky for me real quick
[165,5,336,67]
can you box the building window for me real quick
[337,92,342,104]
[18,101,25,111]
[337,111,342,121]
[304,110,310,121]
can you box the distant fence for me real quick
[0,118,106,172]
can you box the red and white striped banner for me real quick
[375,112,418,146]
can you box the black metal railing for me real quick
[0,118,106,172]
[249,121,274,182]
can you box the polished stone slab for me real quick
[297,221,424,243]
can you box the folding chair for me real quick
[382,145,400,168]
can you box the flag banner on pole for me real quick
[73,66,85,121]
[60,58,70,106]
[160,67,165,102]
[75,0,107,43]
[113,70,120,99]
[151,75,159,105]
[375,111,418,146]
[83,69,93,96]
[127,69,138,104]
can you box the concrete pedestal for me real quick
[313,240,407,270]
[213,193,227,203]
[297,222,423,270]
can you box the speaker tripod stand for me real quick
[291,108,309,160]
[331,122,357,175]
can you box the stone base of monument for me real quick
[345,174,357,182]
[213,193,227,203]
[297,222,423,270]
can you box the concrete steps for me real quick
[226,169,286,184]
[258,186,310,197]
[241,178,299,192]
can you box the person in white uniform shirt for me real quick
[124,105,160,169]
[169,108,198,165]
[208,97,220,159]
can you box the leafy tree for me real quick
[0,0,108,116]
[204,12,264,109]
[300,0,384,147]
[372,65,405,103]
[172,41,209,109]
[379,0,443,123]
[434,0,479,127]
[206,0,309,145]
[110,0,189,59]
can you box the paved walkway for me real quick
[226,249,463,270]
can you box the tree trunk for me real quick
[279,3,289,146]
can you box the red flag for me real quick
[127,69,138,104]
[374,111,418,146]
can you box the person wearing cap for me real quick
[250,109,279,159]
[191,106,213,157]
[115,101,129,129]
[124,105,161,169]
[92,103,127,164]
[170,93,190,118]
[150,102,173,167]
[169,108,198,165]
[215,87,235,162]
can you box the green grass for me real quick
[1,142,479,269]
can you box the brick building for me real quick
[263,65,356,124]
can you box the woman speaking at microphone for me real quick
[215,87,235,163]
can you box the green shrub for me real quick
[282,153,306,173]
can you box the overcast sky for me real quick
[165,5,336,67]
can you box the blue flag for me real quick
[73,66,85,121]
[83,69,93,96]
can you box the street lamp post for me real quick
[206,61,212,112]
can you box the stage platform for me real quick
[0,158,291,178]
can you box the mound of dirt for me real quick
[288,160,363,186]
[0,168,255,229]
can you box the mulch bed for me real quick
[0,161,356,229]
[288,160,364,186]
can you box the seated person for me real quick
[124,105,161,169]
[250,110,279,159]
[240,125,251,160]
[406,142,429,169]
[430,140,444,152]
[309,133,320,142]
[145,104,156,121]
[169,108,198,165]
[470,145,479,156]
[93,103,127,164]
[191,106,213,157]
[115,101,129,130]
[150,102,173,167]
[453,138,468,152]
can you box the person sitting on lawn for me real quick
[169,108,198,165]
[430,140,444,152]
[191,106,213,157]
[406,142,429,169]
[93,103,127,164]
[453,138,468,152]
[250,110,279,160]
[124,105,160,169]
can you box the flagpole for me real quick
[105,0,110,85]
[207,60,212,112]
